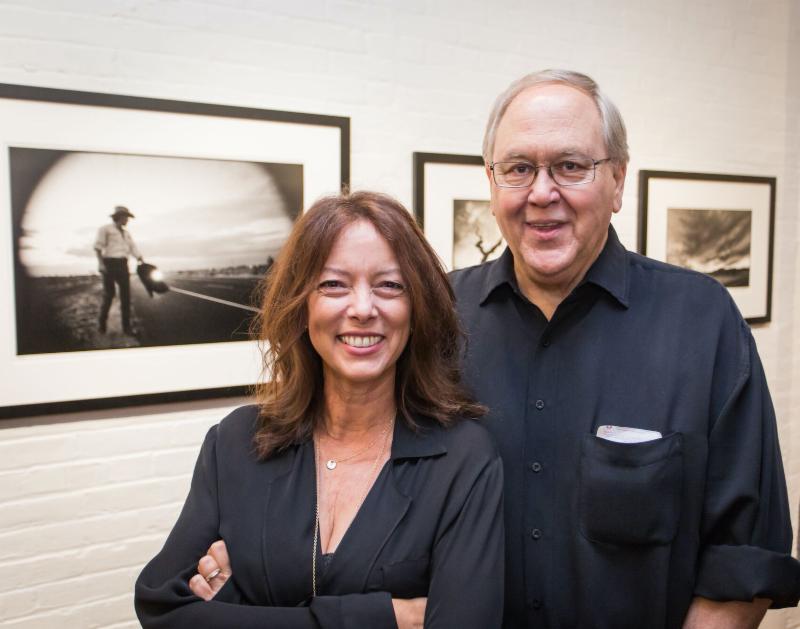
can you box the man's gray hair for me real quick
[482,69,630,165]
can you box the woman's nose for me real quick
[347,285,377,319]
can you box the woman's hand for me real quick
[188,540,232,601]
[392,597,426,629]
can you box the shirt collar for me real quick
[581,225,630,308]
[390,413,448,461]
[479,225,630,308]
[478,246,518,304]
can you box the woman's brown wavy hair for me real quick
[251,190,484,459]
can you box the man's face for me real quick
[487,83,626,294]
[115,215,129,226]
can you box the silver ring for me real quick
[205,568,221,582]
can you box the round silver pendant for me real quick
[326,459,337,470]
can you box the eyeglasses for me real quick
[490,157,611,188]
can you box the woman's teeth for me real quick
[339,335,381,348]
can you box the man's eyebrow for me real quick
[502,152,532,161]
[498,148,590,161]
[553,148,593,159]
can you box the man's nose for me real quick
[527,167,560,206]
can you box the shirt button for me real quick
[530,528,542,540]
[534,399,545,410]
[530,461,542,473]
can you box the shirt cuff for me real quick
[212,575,244,604]
[694,544,800,608]
[310,591,397,629]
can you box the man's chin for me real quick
[517,249,576,282]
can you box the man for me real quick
[451,70,800,628]
[94,205,143,335]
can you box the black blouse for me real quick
[135,406,504,628]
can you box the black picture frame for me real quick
[413,152,504,271]
[0,84,349,419]
[638,170,775,324]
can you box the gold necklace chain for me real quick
[317,419,392,471]
[312,419,394,597]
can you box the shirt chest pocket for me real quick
[578,432,683,545]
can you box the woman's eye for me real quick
[317,280,349,296]
[373,281,405,298]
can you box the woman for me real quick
[134,191,504,628]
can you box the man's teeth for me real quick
[340,335,382,348]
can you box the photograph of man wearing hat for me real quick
[94,205,144,335]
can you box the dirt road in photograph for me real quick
[132,275,259,347]
[16,274,260,354]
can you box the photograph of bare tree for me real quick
[666,208,751,287]
[11,147,302,355]
[452,199,505,269]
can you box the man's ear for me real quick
[485,163,496,216]
[485,162,494,190]
[611,162,627,214]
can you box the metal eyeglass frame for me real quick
[489,157,611,188]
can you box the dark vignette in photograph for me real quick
[10,147,302,355]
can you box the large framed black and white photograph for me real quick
[0,84,349,418]
[413,152,505,272]
[638,170,775,324]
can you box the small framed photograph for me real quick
[638,170,775,324]
[413,152,505,272]
[0,84,349,418]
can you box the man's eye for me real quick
[554,160,588,173]
[511,163,533,175]
[373,281,405,298]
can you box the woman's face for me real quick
[306,220,412,392]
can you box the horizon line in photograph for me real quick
[12,147,302,277]
[666,207,752,288]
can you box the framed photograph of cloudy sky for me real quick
[638,170,775,324]
[0,84,349,419]
[413,152,505,272]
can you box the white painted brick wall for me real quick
[0,0,797,627]
[778,4,800,628]
[0,401,236,628]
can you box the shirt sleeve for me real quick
[134,426,397,629]
[94,226,106,253]
[693,320,800,607]
[424,453,505,628]
[126,231,143,260]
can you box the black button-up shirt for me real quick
[451,226,800,629]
